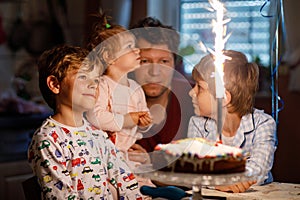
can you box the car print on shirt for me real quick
[107,162,113,169]
[71,157,86,167]
[74,131,87,137]
[126,182,138,190]
[62,169,70,176]
[90,157,101,165]
[82,166,93,174]
[38,140,50,150]
[67,195,76,200]
[88,185,102,195]
[43,173,52,183]
[40,159,50,168]
[92,174,101,182]
[77,139,86,146]
[122,173,135,182]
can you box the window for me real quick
[180,0,271,74]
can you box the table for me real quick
[201,182,300,200]
[136,168,258,199]
[136,167,299,199]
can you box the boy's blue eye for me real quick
[94,78,100,84]
[78,75,87,80]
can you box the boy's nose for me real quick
[89,79,98,88]
[189,88,196,97]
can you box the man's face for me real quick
[134,39,175,98]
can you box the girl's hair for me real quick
[192,50,259,117]
[86,13,128,71]
[38,45,103,111]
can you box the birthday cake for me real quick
[152,138,246,174]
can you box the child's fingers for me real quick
[143,115,153,124]
[138,117,149,126]
[139,116,152,126]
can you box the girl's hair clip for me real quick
[106,23,111,29]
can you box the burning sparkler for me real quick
[208,0,231,143]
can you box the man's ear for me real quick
[224,90,231,106]
[47,75,60,94]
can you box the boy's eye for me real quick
[94,78,100,84]
[78,75,87,80]
[197,84,203,92]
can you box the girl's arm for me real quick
[86,78,124,131]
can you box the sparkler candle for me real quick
[209,0,230,142]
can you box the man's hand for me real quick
[215,180,257,193]
[128,143,151,164]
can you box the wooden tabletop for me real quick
[201,182,300,200]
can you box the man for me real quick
[129,17,194,152]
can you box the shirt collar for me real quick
[234,112,255,147]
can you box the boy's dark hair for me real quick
[38,45,101,111]
[130,17,180,58]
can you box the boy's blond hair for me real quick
[192,50,259,117]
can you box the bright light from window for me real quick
[180,0,271,74]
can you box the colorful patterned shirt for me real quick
[28,117,143,199]
[187,109,277,185]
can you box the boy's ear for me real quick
[102,50,115,66]
[224,90,231,106]
[47,75,60,94]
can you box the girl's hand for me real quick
[124,112,141,128]
[138,112,153,127]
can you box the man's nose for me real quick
[149,63,160,76]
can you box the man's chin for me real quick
[145,91,163,98]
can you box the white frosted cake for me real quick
[152,138,246,174]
